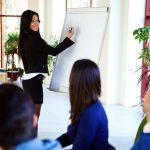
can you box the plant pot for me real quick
[7,71,19,81]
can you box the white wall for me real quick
[44,0,53,41]
[51,0,66,36]
[94,0,110,7]
[39,0,46,38]
[100,0,145,106]
[28,0,146,106]
[28,0,53,41]
[120,0,145,106]
[28,0,39,12]
[100,0,122,105]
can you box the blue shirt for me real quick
[67,100,111,150]
[131,132,150,150]
[13,138,63,150]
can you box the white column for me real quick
[39,0,45,38]
[51,0,66,37]
[44,0,53,41]
[100,0,122,104]
[120,0,145,106]
[100,0,145,106]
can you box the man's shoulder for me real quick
[41,139,63,150]
[14,138,63,150]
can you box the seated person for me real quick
[131,88,150,150]
[0,83,63,150]
[56,59,115,150]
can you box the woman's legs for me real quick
[34,104,42,136]
[35,104,42,118]
[22,74,44,136]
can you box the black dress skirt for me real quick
[22,74,44,104]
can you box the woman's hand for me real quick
[66,27,74,39]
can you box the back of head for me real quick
[0,83,35,149]
[69,59,101,123]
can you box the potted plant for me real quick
[47,35,60,74]
[133,26,150,142]
[133,26,150,90]
[4,32,24,81]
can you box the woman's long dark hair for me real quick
[18,10,39,58]
[69,59,101,124]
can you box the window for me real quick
[67,0,101,8]
[0,0,28,68]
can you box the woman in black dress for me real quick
[18,10,74,129]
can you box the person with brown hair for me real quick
[57,59,115,150]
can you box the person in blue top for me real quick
[57,59,115,150]
[131,88,150,150]
[0,83,62,150]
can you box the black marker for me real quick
[69,27,72,32]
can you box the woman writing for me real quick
[18,10,74,125]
